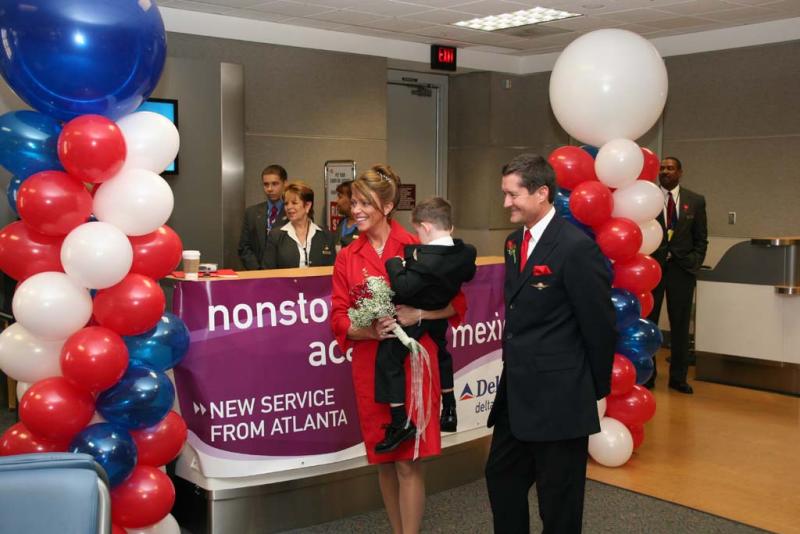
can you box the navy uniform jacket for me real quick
[238,201,288,270]
[487,215,616,442]
[652,187,708,273]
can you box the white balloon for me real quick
[117,111,180,175]
[639,219,664,256]
[595,139,644,189]
[549,29,668,147]
[612,181,663,223]
[125,514,180,534]
[16,381,31,401]
[12,272,93,341]
[597,397,607,420]
[589,416,634,467]
[94,169,174,236]
[0,323,64,383]
[62,222,133,289]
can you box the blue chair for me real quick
[0,452,111,534]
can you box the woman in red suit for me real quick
[331,164,463,534]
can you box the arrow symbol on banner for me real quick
[193,402,207,415]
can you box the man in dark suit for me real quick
[237,164,289,270]
[485,153,616,534]
[645,157,708,394]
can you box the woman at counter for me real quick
[263,181,337,269]
[330,165,464,534]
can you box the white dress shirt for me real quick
[522,206,556,264]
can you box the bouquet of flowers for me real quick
[348,271,431,458]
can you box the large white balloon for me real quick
[612,180,663,223]
[595,139,645,189]
[589,416,634,467]
[125,514,180,534]
[0,323,63,383]
[12,272,93,341]
[16,381,31,401]
[117,111,180,175]
[62,222,133,289]
[639,219,664,255]
[549,29,668,147]
[94,169,174,236]
[597,397,607,420]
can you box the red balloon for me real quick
[0,221,64,281]
[61,326,129,393]
[129,225,184,280]
[58,115,126,184]
[131,411,188,467]
[637,291,654,318]
[638,148,659,182]
[0,422,68,455]
[19,377,95,442]
[628,423,645,449]
[606,385,656,427]
[613,254,662,294]
[112,525,127,534]
[548,146,597,191]
[16,171,93,236]
[610,354,637,397]
[93,274,166,336]
[111,465,175,528]
[596,218,643,262]
[568,181,613,227]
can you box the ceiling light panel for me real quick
[453,6,582,31]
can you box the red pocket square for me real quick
[533,265,552,276]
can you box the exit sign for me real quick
[431,45,457,71]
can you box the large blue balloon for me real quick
[97,366,175,430]
[555,189,596,239]
[611,288,642,332]
[629,353,655,385]
[125,313,191,372]
[69,423,137,487]
[5,175,23,216]
[0,111,62,178]
[580,145,599,159]
[0,1,166,120]
[617,318,663,360]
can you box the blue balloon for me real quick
[6,175,24,216]
[617,318,663,360]
[611,288,642,332]
[630,353,655,385]
[69,423,137,487]
[125,313,191,372]
[0,1,166,120]
[580,145,599,158]
[97,366,175,430]
[554,189,571,218]
[0,111,63,178]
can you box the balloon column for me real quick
[0,2,186,532]
[548,29,665,467]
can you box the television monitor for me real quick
[136,98,179,175]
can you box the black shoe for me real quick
[668,380,693,394]
[375,422,416,453]
[440,404,457,432]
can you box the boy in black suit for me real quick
[374,197,477,453]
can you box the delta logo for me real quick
[460,383,475,400]
[459,375,500,414]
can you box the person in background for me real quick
[238,164,289,270]
[263,181,336,269]
[645,156,708,394]
[335,180,359,249]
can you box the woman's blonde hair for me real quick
[351,164,401,218]
[283,180,315,220]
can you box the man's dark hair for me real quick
[501,153,557,203]
[412,196,453,231]
[335,180,353,196]
[663,156,682,170]
[262,164,288,181]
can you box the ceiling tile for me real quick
[451,0,537,17]
[341,1,434,17]
[402,9,482,25]
[245,1,337,17]
[307,9,392,24]
[657,0,749,16]
[368,17,434,31]
[702,6,786,21]
[225,7,295,20]
[593,8,687,24]
[645,15,719,29]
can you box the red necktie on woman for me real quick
[519,229,532,273]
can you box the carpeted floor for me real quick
[285,477,767,534]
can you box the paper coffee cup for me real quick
[182,250,201,280]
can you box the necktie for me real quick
[519,230,532,273]
[268,205,278,229]
[666,192,676,230]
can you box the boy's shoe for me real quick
[375,422,416,453]
[440,405,457,433]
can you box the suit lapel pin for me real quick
[531,282,549,290]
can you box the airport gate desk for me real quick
[167,257,505,533]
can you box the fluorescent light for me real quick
[454,7,581,31]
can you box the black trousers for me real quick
[374,319,453,404]
[648,260,696,383]
[485,408,588,534]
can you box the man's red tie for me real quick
[520,230,532,273]
[666,192,676,230]
[268,205,278,229]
